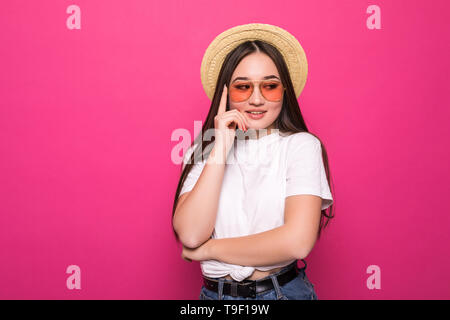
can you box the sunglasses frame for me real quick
[228,79,286,103]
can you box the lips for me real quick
[245,111,267,120]
[245,110,267,114]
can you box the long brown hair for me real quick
[172,40,335,243]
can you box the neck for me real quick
[257,126,274,139]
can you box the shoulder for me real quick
[283,131,321,149]
[182,142,206,170]
[182,143,196,163]
[283,132,324,169]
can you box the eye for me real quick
[263,82,281,90]
[234,83,251,90]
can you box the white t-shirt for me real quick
[179,130,333,282]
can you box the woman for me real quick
[172,23,335,300]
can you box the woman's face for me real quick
[228,52,283,133]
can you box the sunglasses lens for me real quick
[229,80,284,102]
[261,81,284,101]
[229,82,253,102]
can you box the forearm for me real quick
[208,225,299,267]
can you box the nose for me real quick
[248,84,264,105]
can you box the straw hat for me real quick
[200,23,308,101]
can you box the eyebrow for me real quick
[231,75,280,83]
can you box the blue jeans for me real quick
[199,260,318,300]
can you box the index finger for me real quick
[217,84,228,116]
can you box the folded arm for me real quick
[207,195,323,267]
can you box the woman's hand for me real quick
[213,85,250,160]
[181,239,214,262]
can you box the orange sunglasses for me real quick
[228,79,286,102]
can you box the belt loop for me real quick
[231,282,238,297]
[218,279,224,300]
[270,274,283,300]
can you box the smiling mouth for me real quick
[245,111,267,120]
[245,111,267,114]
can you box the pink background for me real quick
[1,0,449,299]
